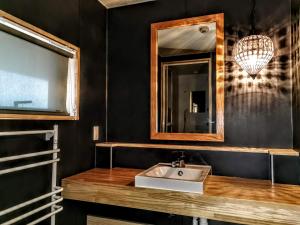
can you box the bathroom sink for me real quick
[135,163,211,194]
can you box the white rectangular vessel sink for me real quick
[135,163,211,194]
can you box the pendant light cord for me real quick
[184,0,188,17]
[250,0,256,34]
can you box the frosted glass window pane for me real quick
[0,30,69,113]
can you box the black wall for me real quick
[292,0,300,151]
[101,1,300,224]
[105,0,300,181]
[107,0,293,148]
[0,0,299,225]
[0,0,107,224]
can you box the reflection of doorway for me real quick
[160,58,212,133]
[190,91,206,113]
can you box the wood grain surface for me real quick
[98,0,155,9]
[87,215,150,225]
[95,142,299,156]
[62,168,300,225]
[150,13,225,142]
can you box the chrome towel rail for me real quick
[0,149,60,163]
[0,130,54,136]
[27,206,63,225]
[0,187,63,217]
[0,125,62,225]
[0,130,54,140]
[0,158,59,175]
[2,197,63,225]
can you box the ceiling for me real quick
[158,22,216,52]
[98,0,155,9]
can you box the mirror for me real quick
[150,14,224,142]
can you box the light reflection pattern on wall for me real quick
[225,17,291,114]
[291,2,300,150]
[292,5,300,110]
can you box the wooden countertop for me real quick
[62,168,300,225]
[96,142,299,156]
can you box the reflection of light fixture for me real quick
[233,0,274,79]
[199,26,209,34]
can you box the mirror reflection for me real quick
[157,22,217,134]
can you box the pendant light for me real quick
[233,0,274,79]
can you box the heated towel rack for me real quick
[0,125,62,225]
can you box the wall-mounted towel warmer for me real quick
[0,125,62,225]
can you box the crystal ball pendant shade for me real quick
[233,35,274,75]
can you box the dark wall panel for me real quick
[105,1,300,223]
[0,0,298,225]
[105,0,299,182]
[96,147,269,179]
[0,0,106,224]
[292,0,300,151]
[62,200,236,225]
[107,0,293,148]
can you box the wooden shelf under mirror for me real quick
[95,142,299,156]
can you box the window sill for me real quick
[0,114,79,120]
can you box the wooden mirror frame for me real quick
[150,13,224,142]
